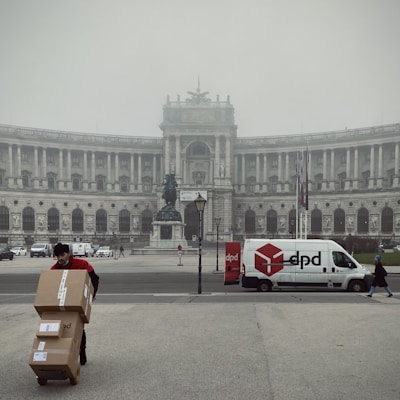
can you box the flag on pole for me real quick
[297,151,308,214]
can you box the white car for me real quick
[10,246,27,256]
[95,246,113,257]
[393,245,400,253]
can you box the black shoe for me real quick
[367,294,372,297]
[80,351,87,365]
[388,294,393,298]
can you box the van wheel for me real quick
[348,280,366,292]
[257,281,272,292]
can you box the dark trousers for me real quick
[80,329,86,354]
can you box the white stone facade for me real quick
[0,90,399,246]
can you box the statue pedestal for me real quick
[133,221,198,255]
[149,221,187,248]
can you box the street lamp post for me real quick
[214,217,221,272]
[194,193,207,294]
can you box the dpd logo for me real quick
[255,243,284,276]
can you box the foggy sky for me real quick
[0,0,399,137]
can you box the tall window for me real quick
[47,208,60,231]
[311,209,322,233]
[288,209,296,235]
[72,208,84,232]
[246,176,256,193]
[357,208,369,234]
[334,208,345,233]
[245,209,256,234]
[96,209,107,233]
[142,176,152,193]
[141,209,153,233]
[72,174,82,191]
[266,209,277,234]
[381,207,393,233]
[119,209,130,233]
[0,206,9,230]
[23,207,35,231]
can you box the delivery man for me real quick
[51,243,99,365]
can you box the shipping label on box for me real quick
[41,311,84,341]
[29,337,80,379]
[34,270,94,323]
[36,320,63,338]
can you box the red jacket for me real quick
[51,255,99,296]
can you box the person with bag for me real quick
[367,254,393,298]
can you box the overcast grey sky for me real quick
[0,0,399,137]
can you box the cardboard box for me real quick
[34,270,94,323]
[36,319,63,338]
[29,337,80,379]
[40,312,84,341]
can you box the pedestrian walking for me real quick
[119,245,125,258]
[51,243,99,365]
[367,254,393,298]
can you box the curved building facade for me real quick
[0,88,399,246]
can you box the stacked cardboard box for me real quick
[28,270,94,385]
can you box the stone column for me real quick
[368,145,375,188]
[58,149,63,190]
[241,154,246,193]
[394,142,399,187]
[42,148,48,189]
[277,153,282,192]
[8,144,13,188]
[225,136,231,179]
[329,150,335,190]
[91,152,96,190]
[322,149,328,191]
[107,153,112,191]
[165,137,170,173]
[138,154,142,191]
[353,147,359,189]
[256,153,260,193]
[263,154,268,192]
[377,144,383,187]
[83,151,88,190]
[33,147,39,189]
[66,150,72,191]
[175,136,181,180]
[215,136,220,179]
[284,153,289,191]
[153,154,157,191]
[114,153,120,192]
[345,148,351,190]
[130,153,135,192]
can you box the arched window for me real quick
[266,209,277,234]
[334,208,345,233]
[119,209,130,233]
[0,206,9,230]
[311,209,322,233]
[23,206,35,231]
[381,207,393,233]
[245,209,256,234]
[72,208,84,232]
[47,208,60,231]
[141,209,153,233]
[96,209,107,233]
[357,208,369,234]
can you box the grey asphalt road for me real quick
[1,254,400,400]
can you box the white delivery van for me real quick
[241,239,373,292]
[72,242,94,257]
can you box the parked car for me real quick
[30,243,53,257]
[0,246,14,260]
[10,246,27,256]
[393,244,400,253]
[95,246,113,257]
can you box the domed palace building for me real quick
[0,87,399,248]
